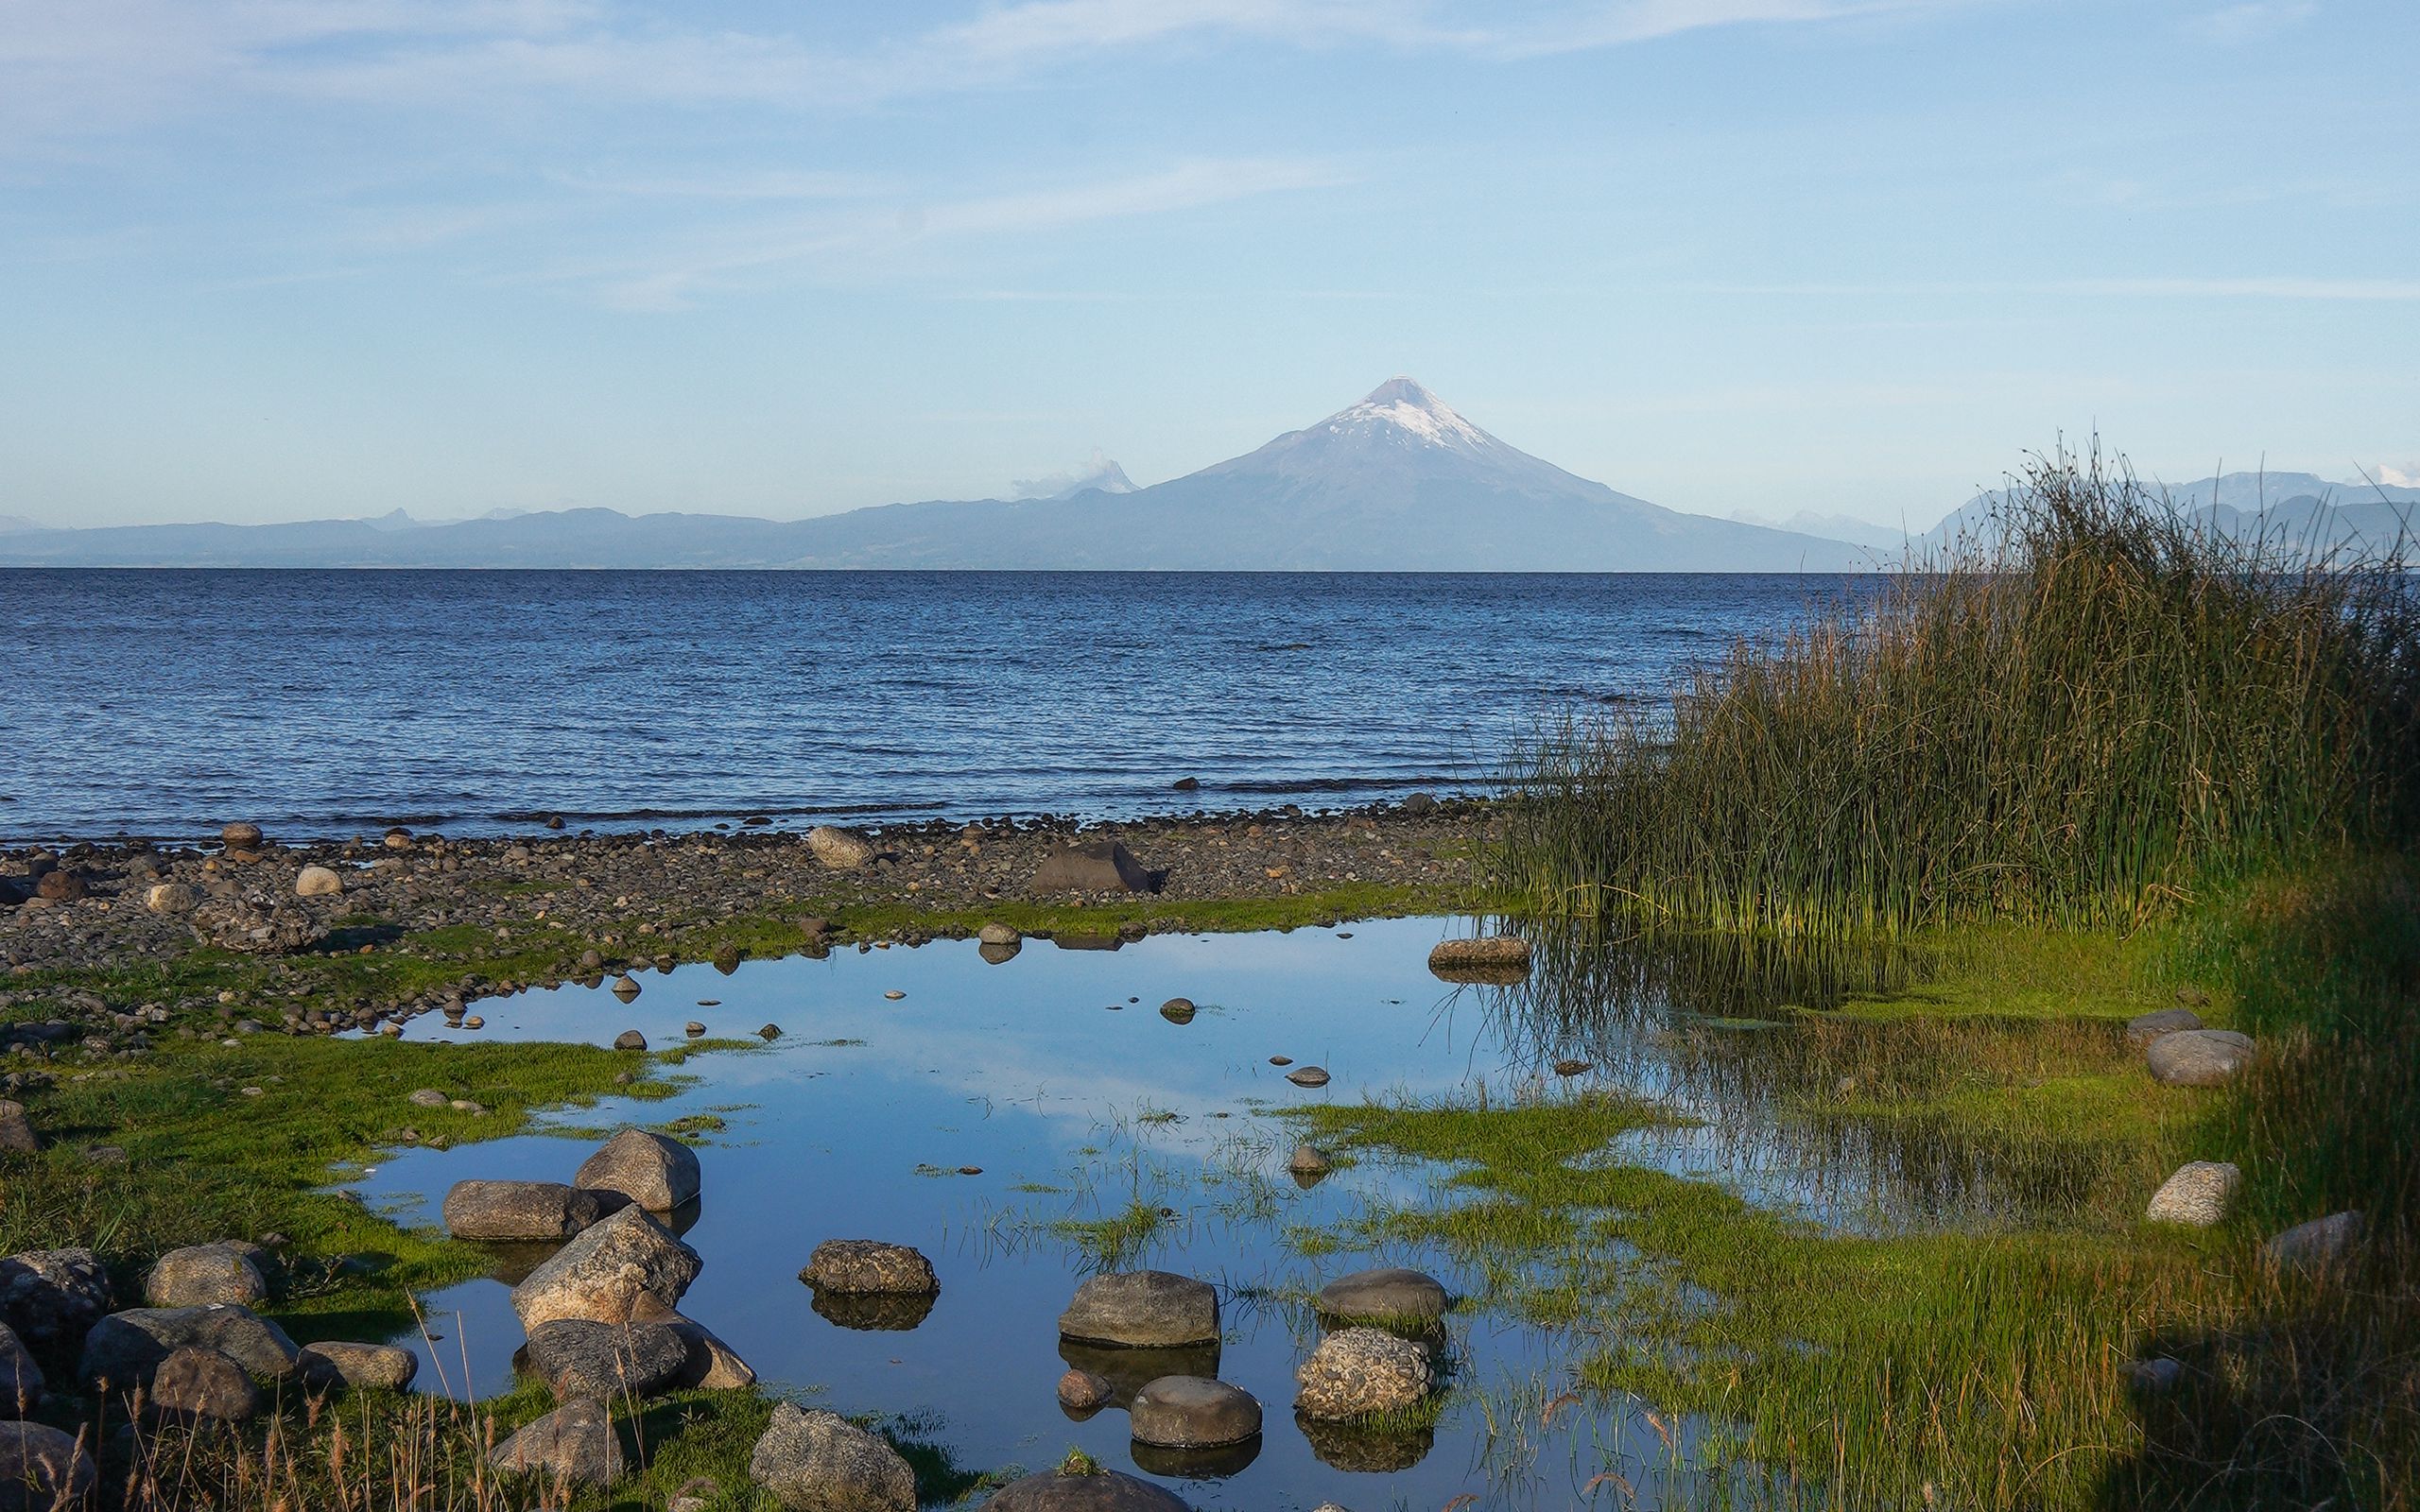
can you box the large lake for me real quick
[0,570,1867,843]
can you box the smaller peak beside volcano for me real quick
[1011,450,1138,500]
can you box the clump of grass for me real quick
[1496,445,2420,932]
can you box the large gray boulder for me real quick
[2147,1029,2255,1087]
[79,1304,302,1392]
[510,1207,701,1331]
[148,1346,262,1424]
[1314,1267,1449,1327]
[748,1402,915,1512]
[0,1421,95,1510]
[299,1340,418,1392]
[1058,1271,1218,1348]
[573,1128,701,1212]
[145,1243,269,1308]
[2262,1211,2363,1271]
[2124,1007,2203,1046]
[0,1326,41,1417]
[491,1397,623,1486]
[2145,1161,2240,1227]
[1031,841,1153,895]
[0,1249,112,1362]
[1129,1375,1262,1449]
[521,1319,690,1402]
[1295,1327,1435,1419]
[983,1467,1189,1511]
[801,1241,938,1296]
[443,1179,618,1241]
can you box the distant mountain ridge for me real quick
[0,380,1868,572]
[1926,471,2420,558]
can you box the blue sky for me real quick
[2,0,2412,530]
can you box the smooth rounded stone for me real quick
[491,1396,623,1486]
[758,1023,783,1040]
[510,1206,702,1331]
[1058,1339,1220,1408]
[574,1127,701,1211]
[80,1304,301,1391]
[1130,1375,1262,1449]
[978,939,1022,964]
[145,1243,269,1308]
[146,882,200,915]
[1058,1270,1219,1348]
[2146,1161,2241,1227]
[2261,1211,2363,1270]
[684,1022,706,1037]
[522,1318,690,1401]
[1315,1267,1449,1327]
[1031,840,1153,895]
[0,1421,96,1508]
[221,822,264,850]
[749,1401,915,1512]
[0,1325,42,1416]
[2124,1007,2204,1046]
[294,865,343,898]
[1056,1367,1113,1413]
[299,1340,418,1391]
[977,922,1022,947]
[148,1345,261,1423]
[810,1290,938,1333]
[0,1248,114,1358]
[1286,1066,1331,1089]
[613,1029,648,1051]
[983,1467,1190,1512]
[802,1240,939,1296]
[0,1104,36,1157]
[1296,1408,1436,1473]
[806,826,878,871]
[1294,1327,1436,1418]
[1427,936,1531,979]
[2147,1029,2256,1087]
[1159,998,1197,1024]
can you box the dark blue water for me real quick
[0,570,1863,842]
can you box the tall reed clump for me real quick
[1495,443,2420,931]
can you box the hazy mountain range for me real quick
[1928,472,2420,558]
[1,384,2407,570]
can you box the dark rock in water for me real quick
[1286,1066,1331,1089]
[2147,1029,2254,1087]
[0,1420,97,1508]
[522,1318,690,1401]
[2125,1007,2204,1046]
[1296,1407,1436,1473]
[1159,998,1196,1024]
[685,1022,706,1037]
[510,1207,701,1331]
[444,1180,618,1242]
[1315,1267,1449,1327]
[0,1248,113,1364]
[712,944,741,975]
[801,1240,938,1296]
[299,1340,418,1391]
[79,1304,302,1391]
[1052,934,1123,952]
[1057,1338,1221,1408]
[0,1325,43,1417]
[1553,1059,1592,1076]
[758,1023,782,1040]
[491,1397,622,1486]
[575,1127,700,1211]
[979,938,1021,964]
[148,1345,260,1423]
[983,1467,1189,1512]
[1056,1367,1113,1413]
[1427,936,1530,979]
[1171,777,1201,791]
[1059,1270,1218,1348]
[809,1289,938,1333]
[613,1029,647,1051]
[1130,1435,1261,1480]
[1130,1374,1262,1449]
[1031,841,1154,895]
[749,1401,915,1512]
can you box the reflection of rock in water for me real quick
[1430,964,1530,988]
[978,939,1021,965]
[659,1196,703,1237]
[1056,1338,1221,1408]
[1294,1409,1435,1472]
[478,1240,563,1287]
[1051,935,1124,952]
[1130,1435,1262,1479]
[1288,1164,1331,1191]
[810,1289,939,1332]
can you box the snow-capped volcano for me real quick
[1317,377,1495,455]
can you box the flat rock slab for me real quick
[1032,841,1154,895]
[1130,1375,1262,1449]
[444,1179,618,1241]
[749,1401,916,1512]
[2147,1029,2255,1087]
[983,1469,1190,1512]
[1058,1271,1219,1349]
[801,1240,939,1296]
[1314,1267,1449,1326]
[2124,1007,2204,1046]
[2146,1161,2240,1226]
[574,1127,701,1211]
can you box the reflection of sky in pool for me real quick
[344,917,1757,1509]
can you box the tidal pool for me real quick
[341,915,2066,1508]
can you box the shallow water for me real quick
[342,915,2050,1507]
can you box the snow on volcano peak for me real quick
[1318,376,1492,455]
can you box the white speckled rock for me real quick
[2145,1161,2240,1227]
